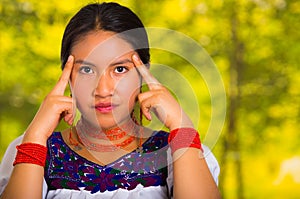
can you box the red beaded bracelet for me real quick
[168,128,203,155]
[13,143,48,167]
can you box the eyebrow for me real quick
[109,58,133,67]
[74,60,96,67]
[74,58,134,68]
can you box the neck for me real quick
[73,117,141,152]
[76,117,137,140]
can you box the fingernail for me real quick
[133,54,139,61]
[67,55,73,62]
[147,113,152,121]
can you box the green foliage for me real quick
[0,0,299,198]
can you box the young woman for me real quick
[0,2,221,198]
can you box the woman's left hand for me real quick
[132,54,193,131]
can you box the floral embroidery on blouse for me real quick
[44,131,169,194]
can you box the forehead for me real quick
[72,31,134,65]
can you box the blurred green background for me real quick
[0,0,299,198]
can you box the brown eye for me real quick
[114,66,128,74]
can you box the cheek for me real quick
[116,71,140,102]
[71,78,95,104]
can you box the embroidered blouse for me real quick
[0,131,220,199]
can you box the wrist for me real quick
[169,121,194,132]
[169,124,194,132]
[22,130,48,146]
[168,113,194,131]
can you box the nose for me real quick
[93,71,114,98]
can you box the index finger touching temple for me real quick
[132,54,160,89]
[52,55,74,95]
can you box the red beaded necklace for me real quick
[77,119,135,141]
[69,120,142,152]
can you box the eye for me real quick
[79,66,94,74]
[114,66,128,74]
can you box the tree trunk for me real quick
[219,1,244,198]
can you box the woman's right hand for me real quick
[22,55,75,145]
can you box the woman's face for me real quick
[70,31,140,130]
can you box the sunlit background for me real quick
[0,0,299,198]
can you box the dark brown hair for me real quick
[60,2,150,69]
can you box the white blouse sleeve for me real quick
[0,135,23,194]
[201,144,220,185]
[0,135,48,198]
[166,144,220,196]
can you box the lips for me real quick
[94,103,116,113]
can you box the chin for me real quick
[96,118,120,130]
